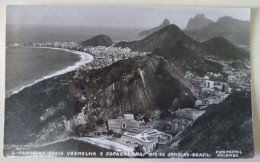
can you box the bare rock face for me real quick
[138,19,170,38]
[185,14,213,31]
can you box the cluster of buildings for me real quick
[163,108,204,135]
[167,57,251,137]
[189,73,232,106]
[107,114,140,131]
[123,129,172,152]
[84,46,149,69]
[107,114,172,153]
[166,58,252,137]
[24,42,82,50]
[23,41,148,70]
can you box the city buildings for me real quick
[123,129,172,153]
[107,114,140,131]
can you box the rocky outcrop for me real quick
[137,19,170,38]
[185,14,213,31]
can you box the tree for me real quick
[107,130,114,136]
[142,114,150,123]
[134,144,145,154]
[96,118,104,125]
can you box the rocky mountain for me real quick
[5,56,196,145]
[200,37,249,59]
[116,24,199,53]
[82,34,113,47]
[137,19,170,38]
[116,23,249,75]
[185,14,213,31]
[177,90,254,158]
[184,16,250,46]
[5,19,250,149]
[115,24,225,76]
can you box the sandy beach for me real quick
[9,46,94,96]
[77,137,134,152]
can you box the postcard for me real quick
[4,5,253,158]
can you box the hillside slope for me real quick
[200,37,249,59]
[138,19,170,38]
[115,24,199,53]
[177,91,254,158]
[4,56,195,145]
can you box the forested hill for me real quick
[177,90,254,158]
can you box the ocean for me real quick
[5,25,140,97]
[5,46,82,97]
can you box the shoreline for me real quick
[5,136,134,153]
[7,46,94,97]
[76,137,134,152]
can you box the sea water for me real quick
[5,46,82,97]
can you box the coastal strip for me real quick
[77,137,134,152]
[8,46,94,97]
[18,136,133,152]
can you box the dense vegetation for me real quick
[82,34,113,47]
[178,91,254,158]
[201,37,249,59]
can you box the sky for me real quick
[6,5,250,29]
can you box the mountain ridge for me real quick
[137,19,170,38]
[185,14,214,31]
[184,16,250,45]
[200,37,249,59]
[116,24,199,53]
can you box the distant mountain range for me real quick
[115,23,248,75]
[137,19,170,38]
[116,24,198,53]
[184,15,250,46]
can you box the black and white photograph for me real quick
[4,5,254,158]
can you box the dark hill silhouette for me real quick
[201,37,249,59]
[82,34,113,47]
